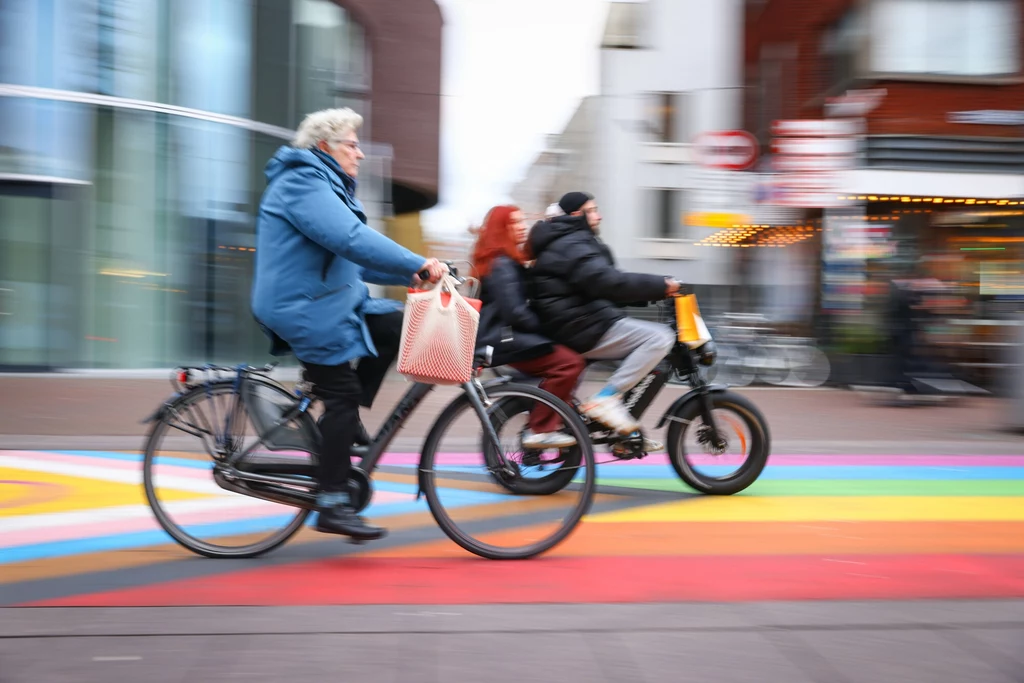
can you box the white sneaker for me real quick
[521,430,577,449]
[580,394,640,435]
[640,436,663,452]
[612,433,664,456]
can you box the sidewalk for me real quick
[1,373,1021,454]
[3,601,1023,682]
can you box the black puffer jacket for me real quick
[527,215,669,352]
[476,255,554,366]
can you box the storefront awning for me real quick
[842,169,1024,200]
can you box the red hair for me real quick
[471,205,525,278]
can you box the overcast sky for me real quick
[420,0,614,238]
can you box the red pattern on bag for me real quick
[397,277,482,385]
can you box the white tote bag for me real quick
[397,274,482,385]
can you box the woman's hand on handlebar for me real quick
[414,258,449,285]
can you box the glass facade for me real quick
[0,0,391,369]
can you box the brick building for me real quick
[744,0,1024,382]
[745,0,1024,140]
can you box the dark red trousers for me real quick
[510,344,586,433]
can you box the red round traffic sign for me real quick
[693,130,759,171]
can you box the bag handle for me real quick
[422,274,466,311]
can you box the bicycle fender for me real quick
[479,375,518,389]
[655,384,730,429]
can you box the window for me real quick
[870,0,1020,77]
[821,9,865,92]
[293,0,370,130]
[646,92,691,143]
[650,189,687,238]
[756,44,797,144]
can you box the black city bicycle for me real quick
[488,297,771,496]
[140,284,596,562]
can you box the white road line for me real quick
[92,656,143,662]
[0,455,220,494]
[1,497,276,534]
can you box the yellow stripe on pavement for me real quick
[0,466,206,517]
[586,496,1024,524]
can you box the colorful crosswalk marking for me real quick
[3,450,1024,606]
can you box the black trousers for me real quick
[301,311,403,494]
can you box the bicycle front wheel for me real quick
[418,382,595,560]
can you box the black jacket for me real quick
[476,255,554,366]
[526,215,668,352]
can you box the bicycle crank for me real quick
[611,432,647,460]
[347,467,373,513]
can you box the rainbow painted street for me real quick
[4,449,1023,606]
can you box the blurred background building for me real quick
[512,0,814,326]
[3,0,1022,392]
[746,0,1024,389]
[514,0,1024,392]
[0,0,441,371]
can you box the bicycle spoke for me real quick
[165,405,220,457]
[143,379,313,559]
[419,383,595,560]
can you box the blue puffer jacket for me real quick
[251,146,424,366]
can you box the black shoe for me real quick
[315,505,387,541]
[315,415,372,447]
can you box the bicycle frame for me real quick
[488,341,715,446]
[348,381,435,471]
[601,343,716,440]
[167,367,508,511]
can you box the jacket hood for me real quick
[528,214,590,256]
[264,146,356,193]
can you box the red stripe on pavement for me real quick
[24,554,1024,606]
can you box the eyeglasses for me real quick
[331,139,361,152]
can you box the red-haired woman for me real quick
[473,205,586,449]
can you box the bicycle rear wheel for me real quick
[142,379,315,559]
[418,383,595,560]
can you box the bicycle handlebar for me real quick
[417,260,466,286]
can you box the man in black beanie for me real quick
[526,191,687,443]
[557,191,592,217]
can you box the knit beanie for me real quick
[558,191,593,215]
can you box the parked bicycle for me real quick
[490,297,771,496]
[141,273,596,561]
[704,313,831,388]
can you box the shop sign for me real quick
[692,130,759,171]
[948,110,1024,126]
[772,119,861,137]
[769,115,861,208]
[824,88,887,118]
[683,212,751,228]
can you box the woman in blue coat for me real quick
[252,107,446,541]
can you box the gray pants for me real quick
[583,317,676,394]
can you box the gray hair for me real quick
[292,108,364,148]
